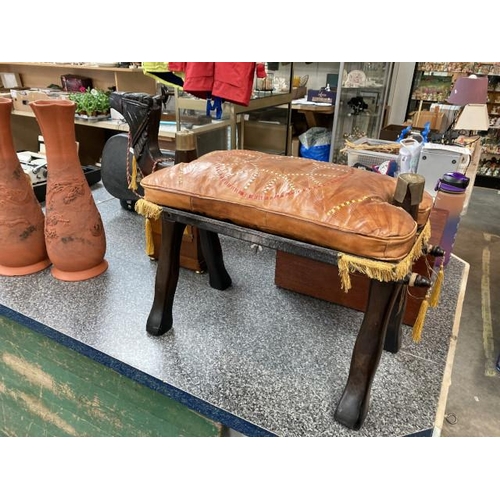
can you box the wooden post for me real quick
[385,172,427,352]
[175,130,231,290]
[146,216,186,336]
[335,173,427,429]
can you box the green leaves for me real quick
[69,88,110,116]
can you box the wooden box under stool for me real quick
[274,251,431,326]
[274,209,445,326]
[149,218,206,273]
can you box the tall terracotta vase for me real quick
[0,97,50,276]
[30,99,108,281]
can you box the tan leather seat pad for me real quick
[141,150,433,261]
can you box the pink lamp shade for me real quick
[447,75,488,105]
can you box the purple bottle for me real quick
[433,172,470,266]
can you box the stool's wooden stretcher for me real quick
[138,149,436,431]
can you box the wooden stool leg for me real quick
[146,216,186,336]
[334,280,403,430]
[199,229,232,291]
[382,173,426,355]
[384,286,407,353]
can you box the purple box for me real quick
[61,74,93,92]
[307,89,336,104]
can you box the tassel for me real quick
[128,154,138,191]
[412,292,430,343]
[144,218,155,256]
[134,198,162,220]
[429,260,444,308]
[135,199,163,257]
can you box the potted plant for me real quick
[69,87,111,121]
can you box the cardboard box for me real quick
[10,89,53,112]
[307,89,336,105]
[411,108,445,131]
[379,124,427,142]
[243,121,292,155]
[379,124,407,141]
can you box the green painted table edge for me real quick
[0,314,222,437]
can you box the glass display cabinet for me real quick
[329,62,394,164]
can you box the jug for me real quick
[398,134,423,174]
[433,172,470,266]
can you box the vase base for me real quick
[0,258,52,277]
[51,259,109,282]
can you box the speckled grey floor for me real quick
[0,184,468,437]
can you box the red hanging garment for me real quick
[168,62,257,106]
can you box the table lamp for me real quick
[443,75,489,141]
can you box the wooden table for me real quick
[291,102,335,128]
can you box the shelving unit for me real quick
[174,63,294,155]
[406,69,453,119]
[0,62,159,165]
[405,63,500,190]
[486,77,500,127]
[476,128,500,189]
[0,62,157,94]
[329,62,394,164]
[0,62,236,164]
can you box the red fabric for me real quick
[255,63,266,78]
[169,62,257,106]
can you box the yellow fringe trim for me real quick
[337,220,431,293]
[128,155,138,191]
[144,218,155,256]
[412,292,430,343]
[409,256,445,343]
[411,252,446,343]
[135,198,162,220]
[135,199,163,256]
[429,260,444,308]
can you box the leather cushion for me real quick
[141,150,432,261]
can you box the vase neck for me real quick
[42,127,80,165]
[0,102,18,164]
[31,102,80,166]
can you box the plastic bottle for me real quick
[398,143,412,174]
[433,172,470,266]
[398,136,422,174]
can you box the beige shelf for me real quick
[0,62,157,94]
[1,62,145,72]
[11,109,230,141]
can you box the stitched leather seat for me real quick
[141,150,432,261]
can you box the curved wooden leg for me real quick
[199,229,232,291]
[146,216,186,336]
[334,280,403,430]
[384,285,407,353]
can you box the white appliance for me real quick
[416,143,471,197]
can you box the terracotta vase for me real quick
[30,99,108,281]
[0,97,50,276]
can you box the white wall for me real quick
[272,62,341,91]
[386,62,416,125]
